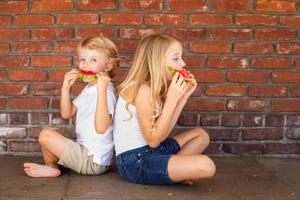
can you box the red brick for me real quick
[58,14,99,25]
[252,57,292,69]
[272,100,300,112]
[103,13,142,25]
[28,127,42,138]
[32,0,73,11]
[190,41,231,54]
[207,129,239,141]
[185,99,224,111]
[221,114,241,127]
[204,143,222,154]
[228,71,269,83]
[272,72,300,83]
[49,70,69,82]
[0,56,29,68]
[256,0,296,12]
[78,0,116,10]
[211,0,251,11]
[234,42,273,54]
[0,99,6,109]
[205,84,246,96]
[31,84,61,96]
[193,71,225,83]
[167,28,207,41]
[0,141,7,151]
[52,113,69,125]
[32,56,72,68]
[235,14,276,25]
[280,15,300,26]
[266,143,300,154]
[0,43,9,53]
[116,40,139,53]
[190,14,232,25]
[32,28,73,40]
[16,14,55,26]
[9,141,41,152]
[277,43,300,54]
[9,98,48,109]
[207,57,248,69]
[249,85,287,97]
[145,14,186,25]
[286,128,300,140]
[0,71,6,81]
[184,56,205,69]
[0,15,12,26]
[200,114,219,126]
[31,113,49,125]
[291,86,300,97]
[10,113,28,125]
[223,143,265,154]
[0,113,8,124]
[177,112,199,126]
[9,70,47,81]
[167,0,207,11]
[265,115,284,127]
[243,114,263,127]
[51,99,60,109]
[55,41,78,53]
[0,84,28,96]
[210,28,252,40]
[76,27,116,39]
[120,28,160,39]
[122,0,162,10]
[286,115,300,126]
[0,127,26,138]
[0,1,27,12]
[255,28,294,40]
[243,128,283,140]
[227,100,268,111]
[297,59,300,69]
[0,29,29,40]
[14,41,52,53]
[119,55,133,68]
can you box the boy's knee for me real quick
[39,128,53,145]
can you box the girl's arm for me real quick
[94,73,112,134]
[61,70,78,119]
[136,73,187,148]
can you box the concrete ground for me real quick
[0,156,299,200]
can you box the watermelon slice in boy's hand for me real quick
[167,66,192,82]
[77,70,97,80]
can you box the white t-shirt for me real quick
[73,83,116,166]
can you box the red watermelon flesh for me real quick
[77,70,97,80]
[167,66,191,82]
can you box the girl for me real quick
[23,36,119,177]
[113,34,216,185]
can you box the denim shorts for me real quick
[116,137,181,185]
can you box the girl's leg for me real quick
[23,128,67,177]
[173,128,210,155]
[167,154,216,183]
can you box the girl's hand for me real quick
[166,72,188,104]
[96,72,111,92]
[62,69,78,90]
[182,78,197,101]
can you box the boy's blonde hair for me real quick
[78,36,119,78]
[117,34,179,132]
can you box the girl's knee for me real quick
[194,128,210,146]
[195,155,216,178]
[39,128,53,145]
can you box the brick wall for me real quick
[0,0,299,156]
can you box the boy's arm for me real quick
[94,89,111,134]
[60,87,77,119]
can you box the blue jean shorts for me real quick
[116,137,181,185]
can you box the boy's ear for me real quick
[104,63,113,72]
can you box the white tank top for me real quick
[112,83,147,155]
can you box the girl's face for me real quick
[164,42,185,80]
[78,47,107,74]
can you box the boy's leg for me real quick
[24,128,67,177]
[172,128,210,155]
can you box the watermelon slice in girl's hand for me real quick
[167,66,192,82]
[77,70,97,80]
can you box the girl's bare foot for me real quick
[23,163,61,178]
[181,179,194,185]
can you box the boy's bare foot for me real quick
[23,163,61,178]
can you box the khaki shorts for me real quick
[58,139,110,175]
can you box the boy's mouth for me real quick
[77,70,97,80]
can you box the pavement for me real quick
[0,155,299,200]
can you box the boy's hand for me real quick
[62,69,78,90]
[96,72,111,93]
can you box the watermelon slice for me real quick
[167,66,192,82]
[77,70,97,80]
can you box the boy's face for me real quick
[78,47,107,74]
[164,42,185,80]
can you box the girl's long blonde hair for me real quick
[117,34,179,132]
